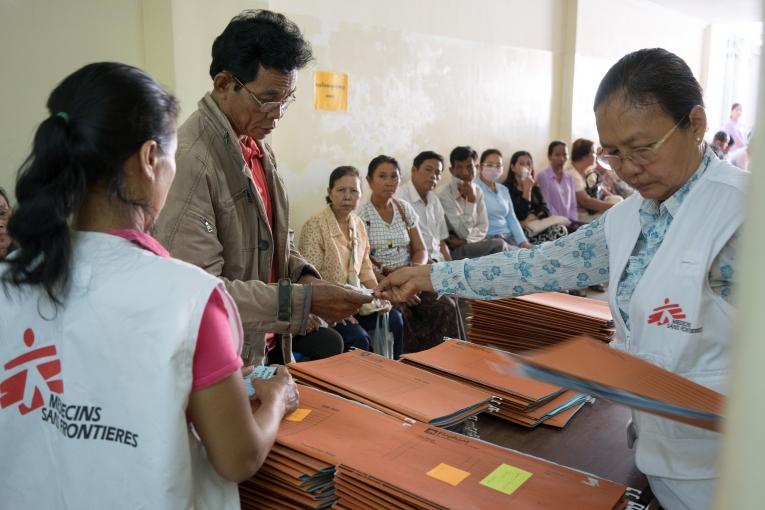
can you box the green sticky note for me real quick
[479,464,533,496]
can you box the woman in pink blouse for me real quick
[298,166,404,358]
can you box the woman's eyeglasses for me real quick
[597,114,688,171]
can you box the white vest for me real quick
[604,158,747,479]
[0,232,242,509]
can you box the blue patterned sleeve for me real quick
[430,216,611,298]
[708,228,738,303]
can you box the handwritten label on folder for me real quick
[426,463,471,486]
[480,464,533,496]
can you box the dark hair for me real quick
[210,9,313,84]
[570,138,594,162]
[0,187,10,209]
[413,151,444,169]
[509,151,533,168]
[4,62,179,304]
[479,149,503,165]
[367,155,400,178]
[713,131,730,143]
[593,48,703,128]
[548,140,566,157]
[449,146,478,166]
[326,166,360,204]
[731,103,741,111]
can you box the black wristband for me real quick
[277,278,292,322]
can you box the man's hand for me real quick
[310,281,373,323]
[458,180,476,203]
[374,265,434,302]
[445,234,467,249]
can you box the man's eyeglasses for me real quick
[229,73,296,114]
[597,114,688,171]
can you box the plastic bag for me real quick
[371,312,395,359]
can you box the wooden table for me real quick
[476,398,648,492]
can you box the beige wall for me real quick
[0,0,147,200]
[570,0,707,142]
[266,2,560,232]
[0,0,727,235]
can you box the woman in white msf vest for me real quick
[375,48,746,510]
[0,63,298,509]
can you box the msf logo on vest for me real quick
[0,328,63,415]
[647,298,703,334]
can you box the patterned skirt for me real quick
[396,292,461,353]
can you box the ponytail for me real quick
[3,62,178,304]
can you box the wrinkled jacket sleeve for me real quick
[155,152,310,336]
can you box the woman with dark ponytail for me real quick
[1,63,298,509]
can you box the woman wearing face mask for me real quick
[476,149,532,250]
[504,151,569,244]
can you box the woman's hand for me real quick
[251,365,300,416]
[336,315,359,325]
[374,265,433,302]
[403,294,422,307]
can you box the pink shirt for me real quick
[108,229,242,390]
[239,136,277,353]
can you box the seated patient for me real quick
[503,150,569,243]
[437,146,506,259]
[475,148,532,249]
[298,166,404,358]
[396,150,452,262]
[566,138,621,223]
[359,155,462,352]
[536,140,585,231]
[0,186,14,259]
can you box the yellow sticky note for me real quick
[426,463,471,486]
[479,464,533,496]
[285,408,311,422]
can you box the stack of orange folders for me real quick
[470,292,614,353]
[401,339,591,428]
[515,336,724,431]
[243,385,633,509]
[288,349,494,429]
[239,442,337,509]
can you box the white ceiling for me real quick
[657,0,762,23]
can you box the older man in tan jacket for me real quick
[155,10,370,366]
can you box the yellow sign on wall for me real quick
[314,70,348,111]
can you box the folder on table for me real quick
[469,292,615,353]
[247,385,631,510]
[515,336,723,431]
[401,339,590,428]
[288,349,494,428]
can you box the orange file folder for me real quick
[515,336,723,431]
[288,349,493,427]
[272,385,629,510]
